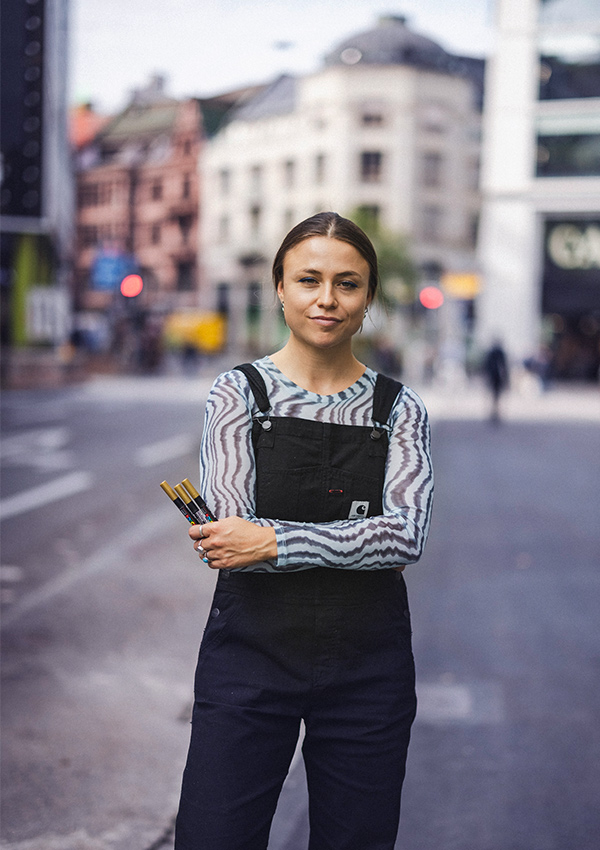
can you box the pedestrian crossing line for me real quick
[134,433,198,468]
[0,471,93,522]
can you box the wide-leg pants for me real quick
[175,567,416,850]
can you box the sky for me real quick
[71,0,495,114]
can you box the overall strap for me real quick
[370,374,404,440]
[234,363,270,413]
[234,363,274,437]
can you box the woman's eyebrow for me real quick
[299,268,362,277]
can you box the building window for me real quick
[361,109,384,127]
[80,225,98,247]
[219,168,231,195]
[99,224,113,242]
[283,160,295,188]
[421,103,447,134]
[315,153,326,184]
[79,183,99,207]
[250,165,263,195]
[183,139,192,156]
[151,179,163,201]
[422,206,443,242]
[217,282,230,316]
[360,151,383,182]
[249,204,262,237]
[151,223,161,245]
[421,152,443,188]
[468,213,479,248]
[176,261,195,291]
[182,173,191,199]
[536,134,600,177]
[467,156,480,192]
[539,52,600,100]
[178,214,193,245]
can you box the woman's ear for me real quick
[277,281,284,304]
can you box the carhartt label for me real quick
[349,501,369,519]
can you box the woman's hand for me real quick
[189,517,277,569]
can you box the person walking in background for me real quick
[483,339,509,423]
[174,212,434,850]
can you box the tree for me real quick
[349,208,419,310]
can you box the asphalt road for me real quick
[1,372,599,850]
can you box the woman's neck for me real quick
[269,340,365,395]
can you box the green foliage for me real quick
[349,207,419,308]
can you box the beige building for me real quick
[200,15,484,352]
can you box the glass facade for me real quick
[536,133,600,176]
[538,1,600,100]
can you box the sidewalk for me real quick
[418,378,600,424]
[75,371,600,423]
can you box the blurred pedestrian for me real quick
[483,339,509,422]
[174,212,434,850]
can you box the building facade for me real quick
[74,78,204,318]
[477,0,600,380]
[1,0,73,380]
[199,15,484,352]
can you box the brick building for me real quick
[73,77,204,316]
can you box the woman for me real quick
[175,212,434,850]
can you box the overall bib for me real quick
[175,366,417,850]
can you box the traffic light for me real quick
[120,274,144,298]
[419,286,444,310]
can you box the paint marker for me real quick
[180,478,217,523]
[174,483,211,526]
[160,480,199,525]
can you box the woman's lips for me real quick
[311,316,341,326]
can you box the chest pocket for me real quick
[234,364,403,524]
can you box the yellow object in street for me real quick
[441,272,481,300]
[163,311,226,353]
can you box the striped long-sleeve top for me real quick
[199,356,434,572]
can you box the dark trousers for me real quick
[175,568,416,850]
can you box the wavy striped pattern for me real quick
[199,356,434,572]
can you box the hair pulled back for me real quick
[272,212,379,299]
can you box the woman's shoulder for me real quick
[207,363,256,407]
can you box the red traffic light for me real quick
[419,286,444,310]
[120,274,143,297]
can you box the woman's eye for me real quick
[299,277,318,284]
[339,280,358,289]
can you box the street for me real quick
[1,369,599,850]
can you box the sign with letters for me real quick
[542,219,600,314]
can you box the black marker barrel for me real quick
[174,483,208,525]
[181,478,217,522]
[160,480,198,525]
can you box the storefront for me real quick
[542,218,600,380]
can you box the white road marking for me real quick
[0,471,93,522]
[1,505,177,629]
[0,426,75,470]
[134,433,197,467]
[416,681,505,724]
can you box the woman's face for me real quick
[277,236,372,353]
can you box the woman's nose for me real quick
[317,283,337,307]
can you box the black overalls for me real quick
[175,365,417,850]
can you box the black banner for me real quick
[542,219,600,315]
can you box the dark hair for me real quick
[272,212,379,299]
